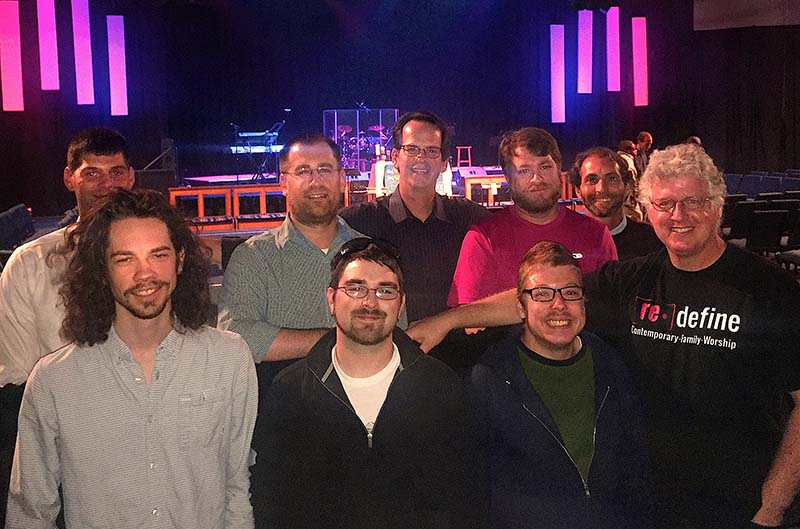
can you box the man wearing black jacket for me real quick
[253,238,466,529]
[465,241,653,529]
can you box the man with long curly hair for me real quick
[0,126,134,524]
[5,189,258,529]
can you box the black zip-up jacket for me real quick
[253,328,467,529]
[465,330,654,529]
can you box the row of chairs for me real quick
[721,195,800,273]
[724,170,800,197]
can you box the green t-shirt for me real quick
[518,340,596,481]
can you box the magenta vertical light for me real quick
[632,17,649,106]
[107,16,128,116]
[606,6,621,92]
[0,1,24,111]
[37,0,60,90]
[577,10,593,94]
[71,0,94,105]
[550,24,565,123]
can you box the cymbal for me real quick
[368,125,384,132]
[337,125,353,133]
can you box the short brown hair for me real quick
[330,238,403,293]
[567,146,633,188]
[278,132,342,172]
[391,111,450,161]
[517,241,581,295]
[498,127,561,174]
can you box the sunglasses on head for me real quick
[333,237,400,267]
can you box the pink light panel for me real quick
[37,0,59,90]
[632,17,649,106]
[550,24,565,123]
[71,0,94,105]
[0,1,24,111]
[107,16,128,116]
[577,10,593,94]
[606,7,621,92]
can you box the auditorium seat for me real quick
[743,209,788,256]
[737,175,762,197]
[760,176,783,193]
[768,199,800,234]
[722,194,748,228]
[724,173,742,194]
[724,200,768,240]
[782,178,800,192]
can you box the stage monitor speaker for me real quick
[135,169,177,195]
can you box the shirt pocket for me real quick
[177,387,229,451]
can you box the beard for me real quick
[510,186,561,215]
[584,193,625,218]
[291,189,339,226]
[339,309,393,346]
[115,281,172,320]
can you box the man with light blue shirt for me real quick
[6,189,257,529]
[217,133,372,380]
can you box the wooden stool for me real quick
[456,145,473,167]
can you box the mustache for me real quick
[352,309,387,318]
[124,281,169,296]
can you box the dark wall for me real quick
[1,0,798,215]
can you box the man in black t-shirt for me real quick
[408,143,800,529]
[567,146,662,260]
[586,143,800,529]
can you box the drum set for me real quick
[337,124,391,168]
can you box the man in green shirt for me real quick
[465,241,652,529]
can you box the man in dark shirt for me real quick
[466,241,652,529]
[340,111,488,323]
[567,146,661,260]
[634,131,653,176]
[256,238,465,528]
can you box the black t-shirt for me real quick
[585,245,800,509]
[612,218,663,261]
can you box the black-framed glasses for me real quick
[399,144,443,159]
[650,196,711,213]
[522,286,585,303]
[336,284,401,300]
[281,165,340,180]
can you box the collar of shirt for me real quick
[609,214,628,236]
[102,322,185,364]
[387,190,451,224]
[276,214,354,249]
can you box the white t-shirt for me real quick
[331,343,400,430]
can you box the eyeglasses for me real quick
[336,284,401,300]
[521,286,585,303]
[281,166,340,180]
[399,145,443,159]
[650,196,711,213]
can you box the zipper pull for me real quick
[366,422,374,449]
